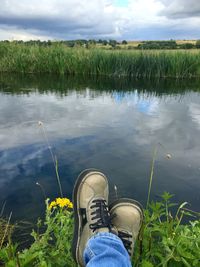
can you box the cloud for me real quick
[0,24,50,40]
[0,0,200,40]
[0,0,122,39]
[160,0,200,19]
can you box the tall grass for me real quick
[38,121,63,198]
[146,146,158,208]
[0,194,199,266]
[1,43,200,78]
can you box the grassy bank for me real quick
[0,194,199,267]
[1,43,200,78]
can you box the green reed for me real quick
[146,146,158,208]
[38,121,63,198]
[1,43,200,78]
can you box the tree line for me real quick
[137,40,200,50]
[1,39,200,49]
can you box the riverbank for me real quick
[1,43,200,78]
[0,193,199,267]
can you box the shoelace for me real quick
[118,231,132,255]
[89,199,113,232]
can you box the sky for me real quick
[0,0,200,41]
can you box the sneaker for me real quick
[109,198,143,257]
[72,169,115,267]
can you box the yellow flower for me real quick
[49,197,73,210]
[49,200,56,209]
[68,202,73,209]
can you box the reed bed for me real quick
[0,43,200,78]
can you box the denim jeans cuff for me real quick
[91,231,122,241]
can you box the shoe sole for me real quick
[71,168,107,264]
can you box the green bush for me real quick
[138,41,177,50]
[0,199,76,267]
[196,40,200,49]
[179,43,194,49]
[122,40,128,45]
[0,193,199,267]
[133,192,200,267]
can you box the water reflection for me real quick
[0,74,200,222]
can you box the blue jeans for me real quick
[83,232,132,267]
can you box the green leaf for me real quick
[181,257,191,267]
[141,260,154,267]
[161,192,174,202]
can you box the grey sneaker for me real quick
[109,198,143,257]
[72,169,116,267]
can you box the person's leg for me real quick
[84,232,131,267]
[83,198,143,267]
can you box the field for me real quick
[176,40,196,45]
[0,42,200,78]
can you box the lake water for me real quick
[0,74,200,223]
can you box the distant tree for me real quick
[109,39,117,48]
[122,40,128,45]
[137,40,177,50]
[102,40,108,45]
[88,39,96,45]
[75,40,83,46]
[196,40,200,48]
[67,41,75,47]
[180,43,194,49]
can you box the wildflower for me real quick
[68,202,73,209]
[49,197,73,210]
[49,201,57,209]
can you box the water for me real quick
[0,74,200,223]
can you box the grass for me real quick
[1,43,200,78]
[38,121,63,198]
[146,147,158,208]
[0,194,199,267]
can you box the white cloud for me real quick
[160,0,200,19]
[0,0,200,40]
[0,0,122,40]
[128,0,165,25]
[0,25,50,40]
